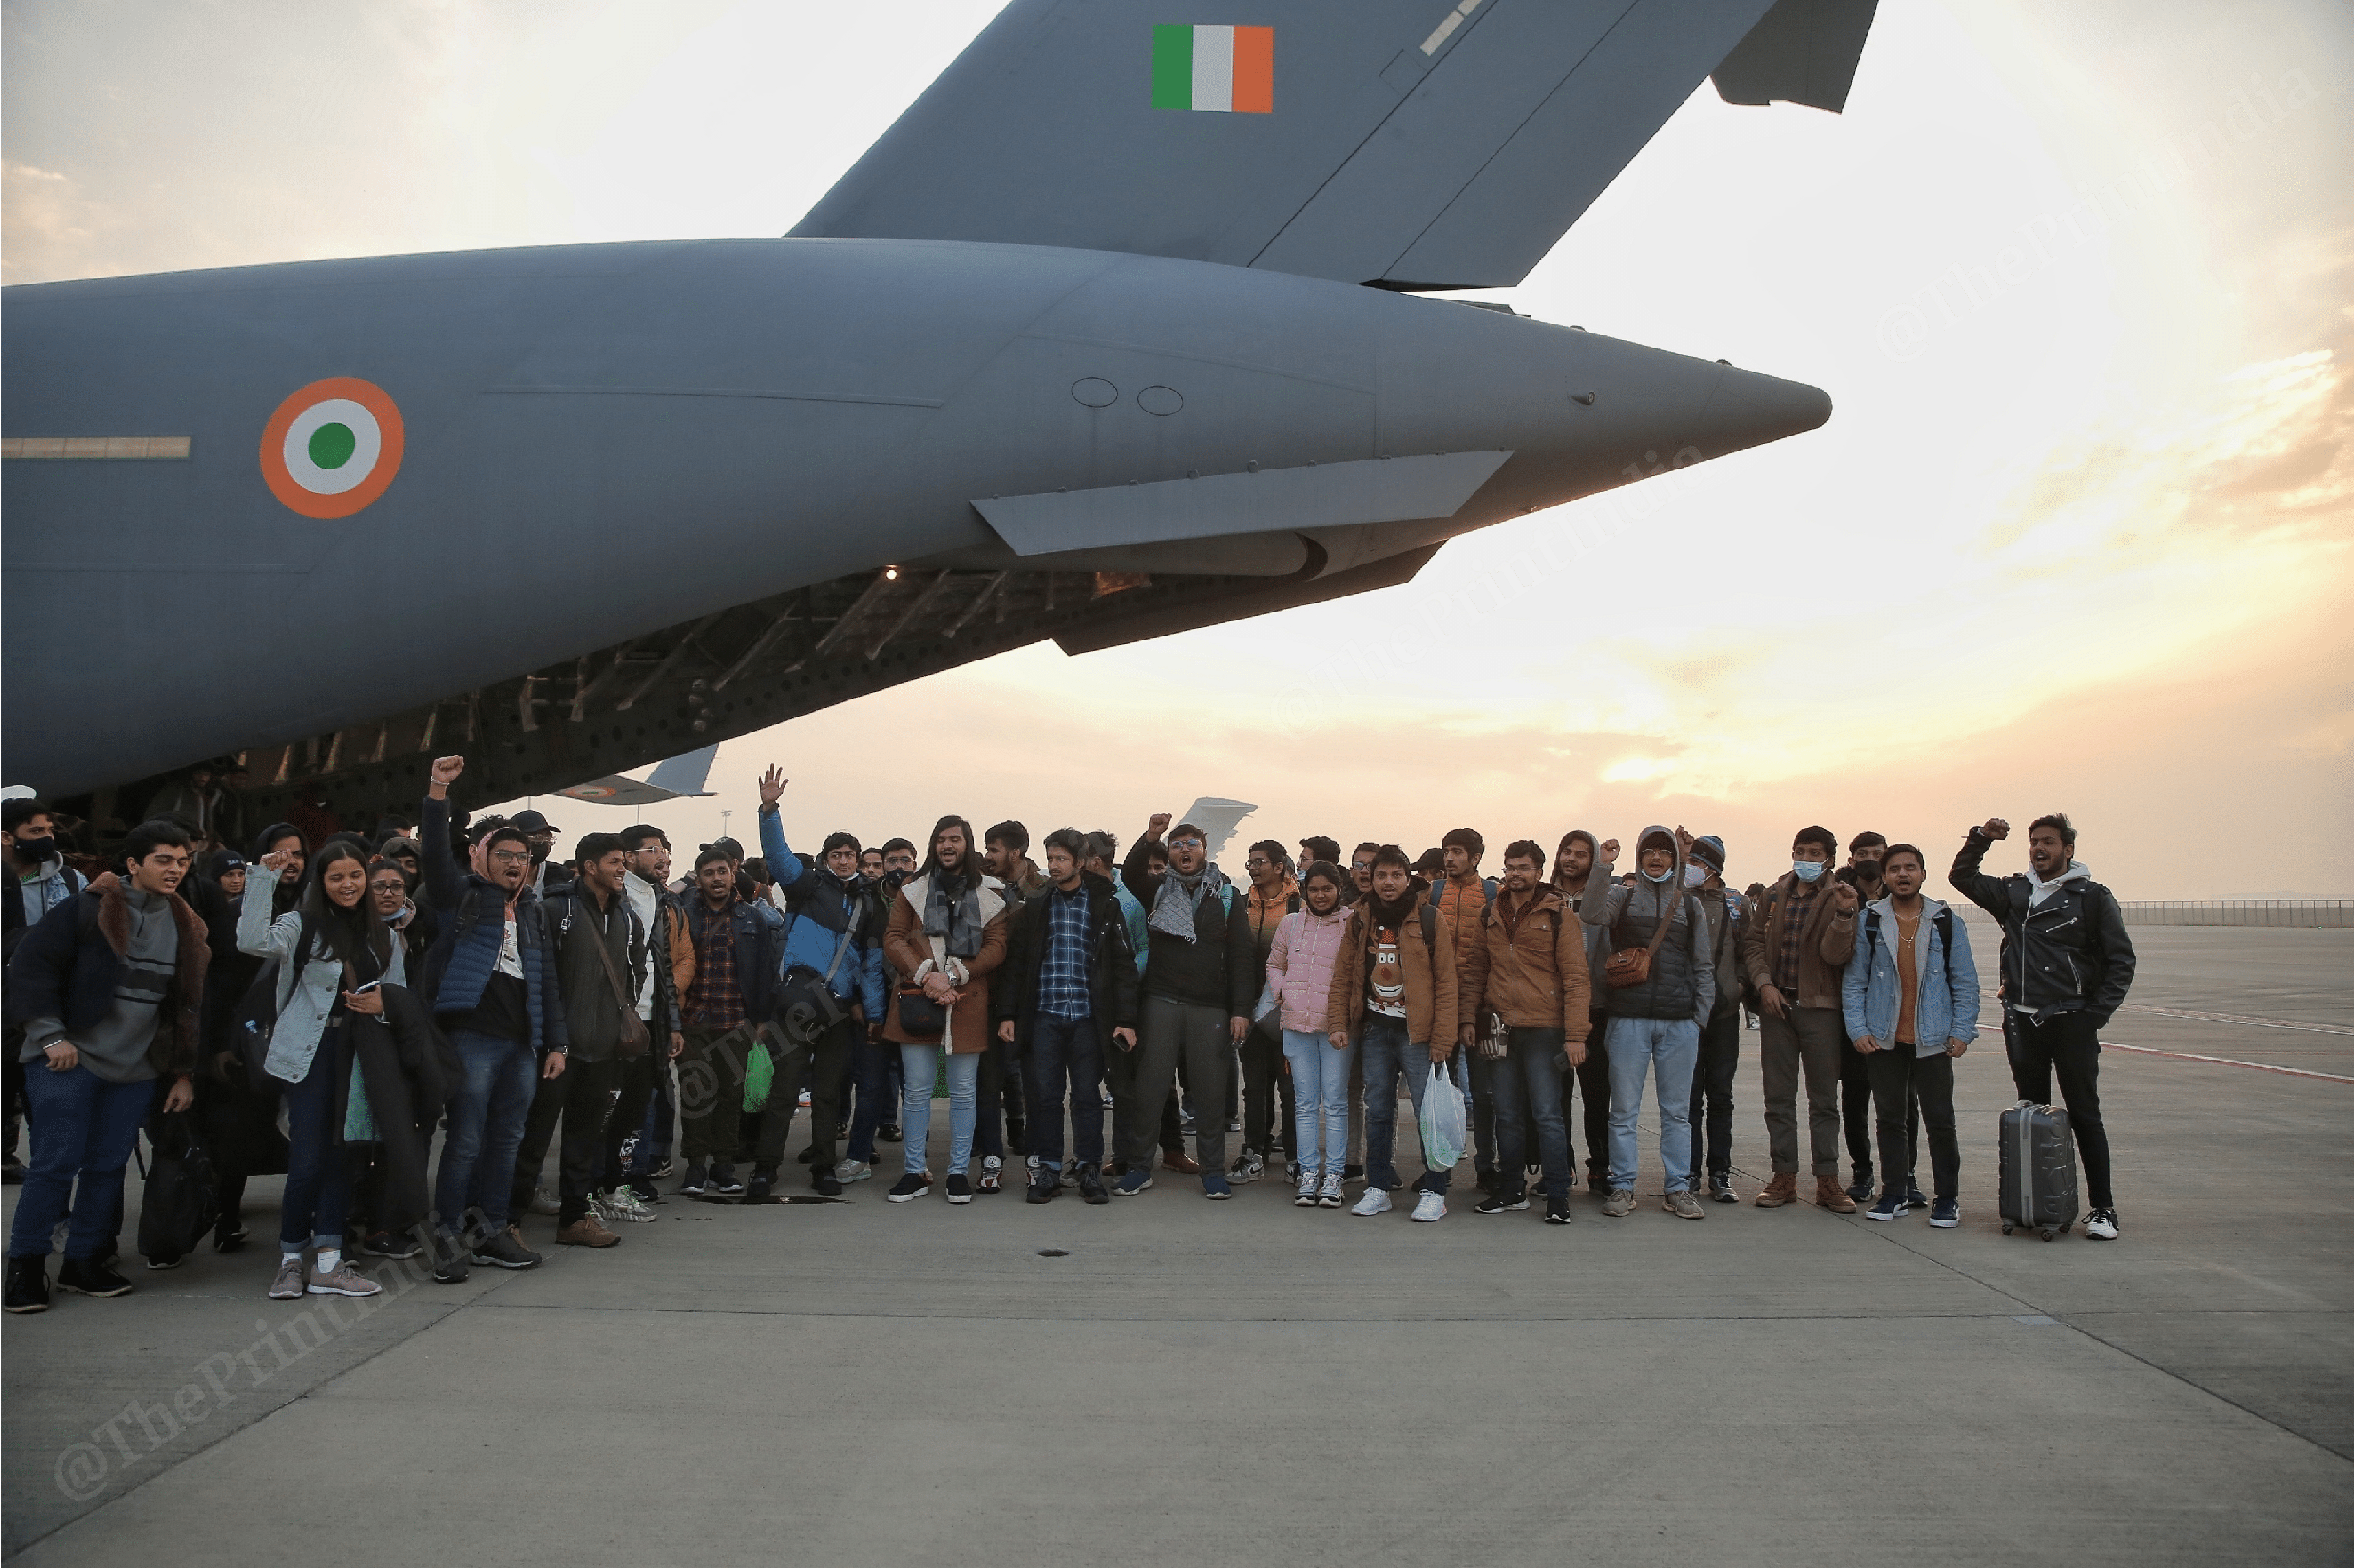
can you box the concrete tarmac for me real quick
[5,919,2347,1565]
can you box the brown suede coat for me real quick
[881,873,1009,1053]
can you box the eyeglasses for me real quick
[488,849,531,865]
[1350,860,1374,870]
[1168,838,1203,850]
[1243,858,1271,870]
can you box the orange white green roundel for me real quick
[260,377,405,518]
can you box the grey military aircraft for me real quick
[3,0,1875,834]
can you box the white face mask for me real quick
[1684,863,1709,888]
[1792,859,1825,883]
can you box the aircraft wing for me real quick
[550,744,719,807]
[1178,798,1260,862]
[794,0,1873,290]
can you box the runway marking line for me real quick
[1978,1014,2353,1084]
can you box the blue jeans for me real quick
[1605,1015,1702,1194]
[1357,1016,1457,1193]
[1490,1027,1572,1200]
[1282,1027,1355,1177]
[280,1031,352,1251]
[433,1028,538,1236]
[900,1046,977,1175]
[7,1062,150,1260]
[1027,1013,1107,1167]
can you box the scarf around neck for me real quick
[1148,860,1231,944]
[922,867,986,959]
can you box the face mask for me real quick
[1683,864,1709,888]
[1642,862,1674,884]
[1853,859,1882,882]
[1792,860,1824,883]
[12,836,54,861]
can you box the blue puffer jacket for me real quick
[757,808,886,1018]
[1841,896,1980,1057]
[417,796,568,1053]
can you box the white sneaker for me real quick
[1295,1172,1320,1207]
[1227,1150,1265,1184]
[1350,1186,1393,1217]
[528,1185,560,1217]
[599,1189,658,1224]
[2084,1207,2119,1240]
[833,1158,873,1184]
[1411,1191,1447,1223]
[1317,1173,1345,1207]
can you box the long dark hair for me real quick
[922,814,976,882]
[1552,829,1596,891]
[295,840,390,979]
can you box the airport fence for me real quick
[2119,901,2350,928]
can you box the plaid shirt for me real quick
[684,899,744,1029]
[1037,884,1095,1020]
[1772,879,1819,996]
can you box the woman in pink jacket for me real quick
[1265,862,1354,1207]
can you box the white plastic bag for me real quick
[1419,1060,1467,1170]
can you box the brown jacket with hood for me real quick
[1463,883,1592,1041]
[1324,900,1460,1053]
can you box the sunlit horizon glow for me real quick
[4,1,2345,898]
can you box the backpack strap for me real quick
[1217,886,1236,915]
[1419,904,1438,948]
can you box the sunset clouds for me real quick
[5,1,2343,895]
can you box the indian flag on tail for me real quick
[1152,24,1273,113]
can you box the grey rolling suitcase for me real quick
[1998,1101,2079,1240]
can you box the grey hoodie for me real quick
[1575,825,1713,1029]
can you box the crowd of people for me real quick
[0,757,2139,1313]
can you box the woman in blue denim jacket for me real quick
[1840,844,1979,1228]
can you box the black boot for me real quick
[56,1255,133,1298]
[4,1255,51,1313]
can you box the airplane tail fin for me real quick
[793,0,1874,291]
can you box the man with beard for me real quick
[1740,827,1861,1213]
[1119,815,1255,1198]
[1837,831,1895,1202]
[1462,841,1592,1224]
[1548,830,1613,1194]
[757,768,885,1197]
[605,825,691,1204]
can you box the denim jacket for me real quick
[238,878,356,1084]
[1840,897,1980,1057]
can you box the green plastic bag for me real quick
[743,1035,777,1113]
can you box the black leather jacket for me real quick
[1949,829,2134,1027]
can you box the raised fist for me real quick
[1832,880,1860,915]
[1148,811,1172,838]
[1981,818,2010,840]
[1598,838,1620,863]
[429,756,465,786]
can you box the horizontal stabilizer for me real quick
[796,0,1873,290]
[1711,0,1877,112]
[645,743,720,798]
[974,452,1509,557]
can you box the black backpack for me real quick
[227,955,289,1095]
[136,1112,220,1264]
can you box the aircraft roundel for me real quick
[260,378,405,518]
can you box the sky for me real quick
[5,0,2347,897]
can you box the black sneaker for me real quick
[145,1252,186,1271]
[944,1173,973,1205]
[1474,1190,1530,1216]
[4,1255,50,1313]
[708,1165,746,1197]
[1544,1195,1572,1224]
[747,1170,774,1201]
[469,1230,544,1270]
[1907,1182,1929,1210]
[212,1220,250,1253]
[56,1256,134,1297]
[1026,1172,1058,1204]
[1844,1165,1875,1205]
[1343,1163,1363,1183]
[627,1176,664,1205]
[877,1123,902,1143]
[1708,1174,1737,1205]
[360,1230,423,1260]
[886,1173,929,1202]
[678,1163,708,1196]
[811,1168,842,1197]
[1079,1169,1110,1205]
[431,1236,471,1285]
